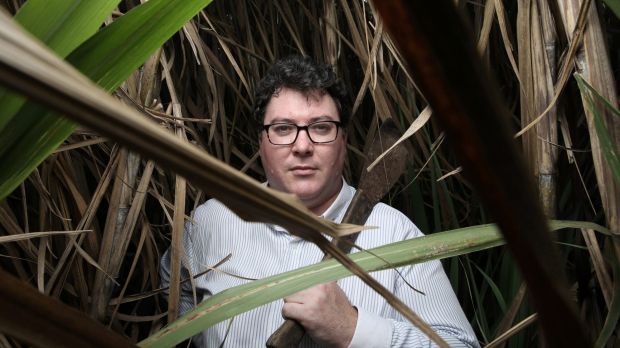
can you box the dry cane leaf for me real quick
[0,11,443,346]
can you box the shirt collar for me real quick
[267,177,355,234]
[319,177,354,222]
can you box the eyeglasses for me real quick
[263,120,342,145]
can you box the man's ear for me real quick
[258,133,265,156]
[339,131,348,157]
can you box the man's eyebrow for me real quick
[308,116,336,122]
[269,115,337,124]
[268,117,295,123]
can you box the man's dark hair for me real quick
[252,55,350,131]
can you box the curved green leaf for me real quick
[0,0,213,200]
[15,0,122,58]
[140,220,608,348]
[0,0,121,133]
[574,73,620,188]
[594,254,620,347]
[602,0,620,21]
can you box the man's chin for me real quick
[288,186,320,201]
[292,190,319,202]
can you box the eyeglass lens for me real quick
[266,121,339,145]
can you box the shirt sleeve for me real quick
[388,259,480,347]
[349,261,480,348]
[348,258,479,348]
[349,204,480,348]
[348,307,393,348]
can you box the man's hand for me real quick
[282,282,357,347]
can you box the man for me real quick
[161,55,479,347]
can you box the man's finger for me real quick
[281,302,306,321]
[283,293,305,304]
[283,286,319,303]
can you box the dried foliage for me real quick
[0,0,619,347]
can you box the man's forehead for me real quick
[271,87,327,102]
[265,88,338,119]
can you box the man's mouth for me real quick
[290,166,317,175]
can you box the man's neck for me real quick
[306,180,345,216]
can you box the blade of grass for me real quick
[582,228,613,306]
[594,253,620,347]
[0,0,215,200]
[486,314,538,348]
[0,0,120,132]
[493,0,522,88]
[602,0,620,19]
[140,220,606,347]
[515,0,592,138]
[142,223,506,348]
[0,268,135,348]
[574,73,620,187]
[13,0,120,57]
[92,157,156,320]
[493,282,527,348]
[44,146,119,295]
[0,230,91,244]
[373,1,590,346]
[477,0,496,54]
[166,68,189,324]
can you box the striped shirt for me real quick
[160,181,479,347]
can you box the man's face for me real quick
[259,88,346,215]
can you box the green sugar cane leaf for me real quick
[67,0,214,91]
[550,219,612,235]
[0,90,26,133]
[573,74,620,121]
[14,0,122,58]
[0,104,75,200]
[0,0,121,133]
[594,253,620,347]
[140,220,608,348]
[141,224,504,348]
[470,259,507,313]
[574,73,620,188]
[602,0,620,21]
[0,0,214,200]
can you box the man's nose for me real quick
[292,128,314,154]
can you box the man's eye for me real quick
[311,123,332,133]
[272,124,295,134]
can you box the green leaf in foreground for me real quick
[574,73,620,187]
[14,0,121,58]
[139,220,608,348]
[0,0,214,200]
[602,0,620,21]
[594,256,620,348]
[0,0,120,133]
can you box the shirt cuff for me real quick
[348,307,393,348]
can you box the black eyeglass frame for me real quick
[262,120,342,145]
